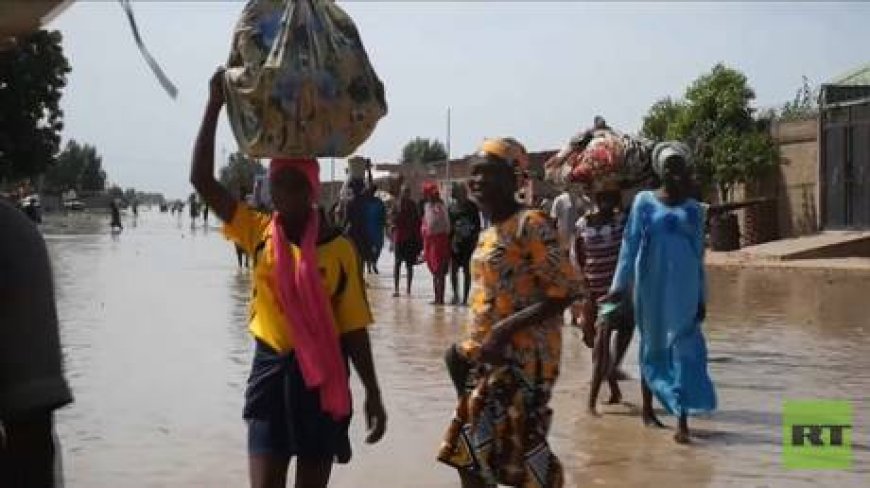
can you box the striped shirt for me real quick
[576,214,626,298]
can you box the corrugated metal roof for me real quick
[829,63,870,86]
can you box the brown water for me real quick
[43,210,870,487]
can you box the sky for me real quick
[49,1,870,199]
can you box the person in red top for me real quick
[389,185,422,297]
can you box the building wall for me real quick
[770,118,820,237]
[373,150,559,203]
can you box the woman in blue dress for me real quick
[602,141,716,444]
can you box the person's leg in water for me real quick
[451,246,473,306]
[449,256,460,305]
[431,266,446,305]
[393,255,402,297]
[405,260,414,296]
[604,336,623,405]
[610,325,635,382]
[0,410,58,488]
[236,245,245,268]
[437,269,447,304]
[295,457,334,488]
[675,411,690,444]
[249,454,290,488]
[588,321,615,415]
[371,243,382,274]
[641,376,665,428]
[460,260,472,305]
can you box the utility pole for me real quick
[446,107,451,189]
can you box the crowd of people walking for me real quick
[2,81,718,487]
[0,70,719,488]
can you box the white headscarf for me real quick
[651,141,693,177]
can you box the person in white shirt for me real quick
[550,188,591,326]
[550,189,591,251]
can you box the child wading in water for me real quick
[191,69,387,488]
[573,183,634,415]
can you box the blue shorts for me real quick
[244,340,352,462]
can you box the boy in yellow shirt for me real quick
[191,69,386,488]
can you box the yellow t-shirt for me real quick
[223,204,373,353]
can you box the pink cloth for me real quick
[270,158,351,421]
[423,233,450,274]
[421,201,450,274]
[422,181,439,200]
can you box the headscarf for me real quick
[478,137,531,192]
[478,137,530,169]
[269,158,351,421]
[651,141,693,177]
[422,181,440,200]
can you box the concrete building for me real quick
[760,63,870,239]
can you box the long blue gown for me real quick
[611,190,716,416]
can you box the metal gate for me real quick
[820,85,870,230]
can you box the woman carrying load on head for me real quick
[191,68,387,488]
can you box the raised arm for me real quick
[608,193,644,297]
[190,68,237,223]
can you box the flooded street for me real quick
[44,210,869,487]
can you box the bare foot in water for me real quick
[674,430,691,444]
[675,415,690,443]
[605,391,622,405]
[587,405,601,417]
[642,411,666,428]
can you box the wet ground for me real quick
[43,210,869,487]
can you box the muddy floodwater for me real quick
[42,210,869,487]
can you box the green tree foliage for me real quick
[0,30,71,181]
[779,76,818,121]
[44,140,107,192]
[219,151,265,198]
[640,97,685,142]
[640,64,778,202]
[400,137,447,164]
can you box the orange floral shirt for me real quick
[459,210,583,379]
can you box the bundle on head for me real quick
[544,130,654,191]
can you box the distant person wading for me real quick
[389,185,422,297]
[448,182,480,306]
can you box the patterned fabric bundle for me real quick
[225,0,387,158]
[568,131,625,189]
[545,129,653,191]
